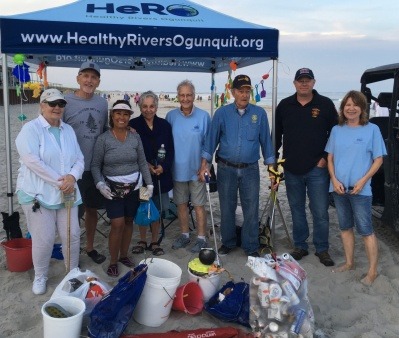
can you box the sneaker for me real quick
[218,245,232,256]
[290,248,309,260]
[32,275,48,295]
[315,251,335,267]
[190,238,208,253]
[248,251,260,257]
[172,234,190,249]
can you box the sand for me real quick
[1,96,399,338]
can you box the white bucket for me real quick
[188,269,221,302]
[134,258,182,327]
[42,296,86,338]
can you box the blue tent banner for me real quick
[0,0,278,72]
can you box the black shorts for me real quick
[104,189,140,219]
[77,171,106,210]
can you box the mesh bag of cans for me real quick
[246,253,314,337]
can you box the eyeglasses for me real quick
[44,101,66,108]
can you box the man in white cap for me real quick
[63,61,108,264]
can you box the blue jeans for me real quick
[285,167,330,253]
[217,161,260,254]
[332,193,373,236]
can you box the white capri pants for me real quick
[22,204,80,277]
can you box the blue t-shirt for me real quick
[325,123,387,195]
[166,106,210,182]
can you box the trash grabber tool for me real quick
[204,172,220,266]
[62,189,76,274]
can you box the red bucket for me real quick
[1,238,33,272]
[172,281,203,315]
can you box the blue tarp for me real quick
[0,0,279,72]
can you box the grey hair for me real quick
[138,90,159,108]
[177,80,195,96]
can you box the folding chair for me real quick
[79,205,109,238]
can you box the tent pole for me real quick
[210,72,215,117]
[271,59,278,153]
[1,53,14,214]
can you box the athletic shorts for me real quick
[77,171,106,210]
[104,189,140,219]
[173,180,206,206]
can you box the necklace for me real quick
[112,128,128,142]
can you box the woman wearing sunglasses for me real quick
[15,88,84,295]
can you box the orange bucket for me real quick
[172,281,203,315]
[1,238,33,272]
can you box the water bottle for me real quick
[157,144,166,163]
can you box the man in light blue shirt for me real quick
[200,75,275,257]
[166,80,210,253]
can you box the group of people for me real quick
[16,62,386,295]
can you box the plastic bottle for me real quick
[157,144,166,163]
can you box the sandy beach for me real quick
[1,96,399,338]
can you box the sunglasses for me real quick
[45,101,66,108]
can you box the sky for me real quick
[1,0,399,96]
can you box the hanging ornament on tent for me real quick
[210,78,215,91]
[37,62,49,88]
[12,62,31,84]
[18,114,27,122]
[260,80,266,98]
[24,82,42,98]
[229,60,237,71]
[255,84,261,102]
[13,54,26,66]
[250,88,255,104]
[262,73,270,80]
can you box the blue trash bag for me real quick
[204,280,250,328]
[88,264,148,338]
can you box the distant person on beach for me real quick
[325,90,386,285]
[91,100,153,276]
[275,67,338,266]
[129,91,175,256]
[16,89,84,295]
[166,80,210,253]
[200,74,275,258]
[134,92,140,107]
[63,61,108,264]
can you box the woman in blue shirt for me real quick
[325,90,387,285]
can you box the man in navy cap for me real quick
[200,74,275,258]
[275,68,338,266]
[63,61,108,264]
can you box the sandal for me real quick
[118,256,135,268]
[131,241,147,254]
[87,249,106,264]
[148,242,164,256]
[106,264,119,277]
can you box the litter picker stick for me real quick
[62,189,76,274]
[154,159,166,244]
[204,172,220,267]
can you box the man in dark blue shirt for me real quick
[200,74,275,257]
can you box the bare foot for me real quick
[360,273,378,286]
[332,263,354,273]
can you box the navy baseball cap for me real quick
[294,68,314,81]
[232,75,252,89]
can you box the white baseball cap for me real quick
[40,88,66,103]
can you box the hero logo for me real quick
[187,332,217,338]
[86,3,199,17]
